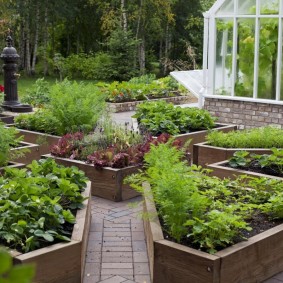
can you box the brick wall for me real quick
[204,98,283,129]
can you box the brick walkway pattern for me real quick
[83,196,151,283]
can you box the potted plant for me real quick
[126,141,283,283]
[208,149,283,181]
[1,158,91,283]
[132,100,237,157]
[192,126,283,167]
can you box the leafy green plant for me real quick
[133,100,216,135]
[21,78,51,107]
[0,123,28,167]
[0,248,35,283]
[207,126,283,148]
[126,141,283,254]
[103,75,185,103]
[0,158,88,253]
[228,151,251,168]
[15,79,106,135]
[228,148,283,176]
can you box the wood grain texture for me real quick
[216,224,283,283]
[43,154,140,201]
[13,182,91,283]
[11,141,41,164]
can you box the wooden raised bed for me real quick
[11,141,42,164]
[132,119,237,159]
[208,160,283,181]
[6,126,61,154]
[42,154,140,202]
[0,161,25,174]
[107,94,197,113]
[143,182,283,283]
[193,142,273,167]
[11,181,91,283]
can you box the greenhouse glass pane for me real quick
[260,0,279,15]
[214,19,234,96]
[238,0,256,15]
[216,1,234,16]
[235,18,255,98]
[258,18,278,100]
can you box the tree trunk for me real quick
[121,0,127,32]
[163,22,170,75]
[19,21,25,70]
[43,4,49,76]
[31,2,40,75]
[25,17,31,76]
[139,35,145,74]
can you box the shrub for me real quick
[206,126,283,148]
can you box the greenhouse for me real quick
[204,0,283,103]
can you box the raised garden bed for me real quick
[7,126,61,154]
[42,154,140,202]
[107,95,197,112]
[143,182,283,283]
[11,181,91,283]
[193,142,272,167]
[11,141,42,164]
[0,113,14,124]
[132,119,237,159]
[207,160,283,181]
[0,161,25,174]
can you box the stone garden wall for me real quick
[204,97,283,129]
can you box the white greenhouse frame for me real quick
[203,0,283,105]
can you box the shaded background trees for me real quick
[0,0,214,80]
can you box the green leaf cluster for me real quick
[126,141,283,254]
[104,75,184,103]
[0,248,35,283]
[0,158,88,253]
[15,80,106,136]
[133,100,216,135]
[207,126,283,148]
[0,123,26,167]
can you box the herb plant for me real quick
[133,100,216,135]
[126,141,283,254]
[0,158,88,253]
[207,126,283,148]
[15,79,106,136]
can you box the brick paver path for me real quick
[83,196,151,283]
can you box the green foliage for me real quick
[104,75,184,103]
[15,80,106,136]
[0,158,88,253]
[207,126,283,148]
[133,100,216,135]
[21,78,51,107]
[228,148,283,175]
[0,248,35,283]
[0,123,26,167]
[106,28,139,81]
[126,141,283,253]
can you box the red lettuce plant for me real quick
[50,132,84,158]
[86,133,184,169]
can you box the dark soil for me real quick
[160,212,283,254]
[223,162,283,178]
